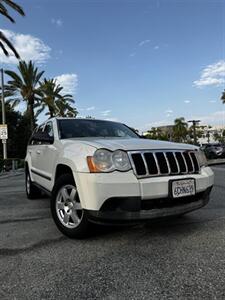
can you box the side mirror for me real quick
[32,131,54,144]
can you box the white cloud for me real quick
[209,100,216,103]
[139,39,150,47]
[184,100,191,104]
[145,120,171,129]
[154,45,159,50]
[194,60,225,87]
[86,106,95,111]
[165,109,173,117]
[55,73,78,95]
[101,110,111,116]
[51,18,63,27]
[0,29,51,64]
[129,52,136,57]
[165,109,173,114]
[143,109,225,131]
[187,111,225,126]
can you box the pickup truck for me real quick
[25,117,214,238]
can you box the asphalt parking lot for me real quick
[0,166,225,299]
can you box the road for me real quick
[0,167,225,299]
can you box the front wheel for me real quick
[51,174,90,238]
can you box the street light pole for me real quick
[1,68,7,159]
[188,119,201,146]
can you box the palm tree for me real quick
[55,97,78,117]
[173,117,188,143]
[145,127,169,141]
[38,78,77,118]
[5,60,44,130]
[0,0,25,58]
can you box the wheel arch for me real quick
[53,163,87,209]
[54,164,74,185]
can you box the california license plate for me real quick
[171,179,196,198]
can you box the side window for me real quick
[29,124,45,145]
[43,121,54,143]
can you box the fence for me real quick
[0,159,24,173]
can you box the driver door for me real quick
[36,121,58,190]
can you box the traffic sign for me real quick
[0,124,8,140]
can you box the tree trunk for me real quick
[49,107,54,118]
[29,100,35,132]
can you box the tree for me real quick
[214,129,225,144]
[5,60,44,131]
[38,78,77,118]
[173,117,188,143]
[0,101,31,158]
[145,127,169,141]
[0,0,25,58]
[188,125,204,145]
[55,97,78,117]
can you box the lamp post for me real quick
[188,119,200,146]
[1,68,7,160]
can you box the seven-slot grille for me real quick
[128,150,200,178]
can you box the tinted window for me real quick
[58,119,139,139]
[29,124,45,145]
[37,124,45,133]
[44,121,54,138]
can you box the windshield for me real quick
[58,119,139,139]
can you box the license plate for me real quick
[171,179,196,198]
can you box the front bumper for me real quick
[85,186,212,224]
[74,166,214,211]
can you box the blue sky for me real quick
[1,0,225,131]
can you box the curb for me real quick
[207,159,225,166]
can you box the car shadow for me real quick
[88,213,207,240]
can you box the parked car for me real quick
[201,143,225,159]
[25,118,214,238]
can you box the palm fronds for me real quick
[0,0,25,59]
[5,60,45,130]
[38,78,77,118]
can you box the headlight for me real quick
[92,149,114,172]
[196,150,208,167]
[112,150,131,171]
[87,149,131,173]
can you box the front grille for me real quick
[128,150,200,178]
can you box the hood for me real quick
[66,137,198,152]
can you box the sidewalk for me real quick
[0,169,24,179]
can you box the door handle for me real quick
[36,150,41,154]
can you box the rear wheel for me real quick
[26,170,42,199]
[51,174,90,238]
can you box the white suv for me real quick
[25,118,214,238]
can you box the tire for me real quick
[51,173,90,238]
[26,169,42,200]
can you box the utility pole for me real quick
[206,130,210,144]
[1,68,7,160]
[188,119,201,146]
